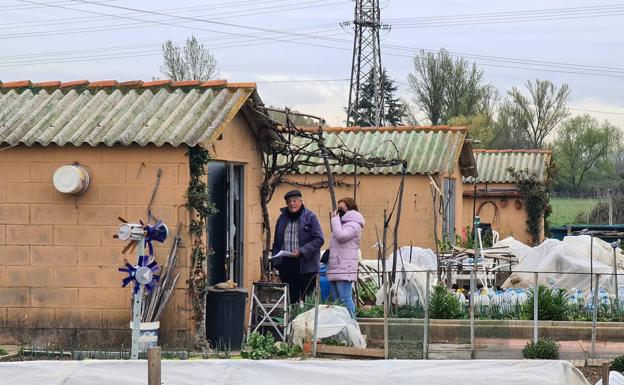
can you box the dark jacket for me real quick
[272,206,324,274]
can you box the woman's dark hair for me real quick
[338,197,358,211]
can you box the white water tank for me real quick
[52,164,91,195]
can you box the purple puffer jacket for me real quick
[327,210,365,282]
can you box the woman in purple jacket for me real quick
[327,197,365,317]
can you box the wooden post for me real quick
[602,362,610,385]
[312,273,321,358]
[147,347,161,385]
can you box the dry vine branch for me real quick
[251,104,406,277]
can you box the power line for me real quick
[5,1,347,39]
[1,0,344,30]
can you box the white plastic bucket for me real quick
[129,321,160,352]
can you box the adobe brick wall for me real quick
[0,143,193,347]
[462,182,536,245]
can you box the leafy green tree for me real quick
[554,115,620,193]
[348,68,406,126]
[448,113,495,148]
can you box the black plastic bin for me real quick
[206,286,248,350]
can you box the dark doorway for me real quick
[207,162,245,287]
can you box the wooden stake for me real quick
[391,163,406,284]
[602,362,610,385]
[147,346,161,385]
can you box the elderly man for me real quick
[272,190,324,303]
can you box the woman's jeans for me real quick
[330,280,355,318]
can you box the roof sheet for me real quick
[0,79,256,147]
[285,126,468,175]
[466,149,552,183]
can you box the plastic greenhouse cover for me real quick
[502,236,623,293]
[0,359,589,385]
[289,305,366,348]
[362,246,437,308]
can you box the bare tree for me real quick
[408,49,450,126]
[506,79,570,148]
[408,49,491,126]
[159,36,219,81]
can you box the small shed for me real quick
[0,79,273,347]
[462,149,553,244]
[269,126,478,254]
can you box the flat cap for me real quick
[284,189,303,200]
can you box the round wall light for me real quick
[52,164,91,195]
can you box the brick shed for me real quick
[268,126,478,254]
[0,79,273,347]
[462,149,553,244]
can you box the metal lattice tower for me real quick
[344,0,389,127]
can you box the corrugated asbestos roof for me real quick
[286,126,469,175]
[0,79,256,147]
[466,149,552,183]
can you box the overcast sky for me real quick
[2,0,624,127]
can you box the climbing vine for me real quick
[186,146,217,351]
[509,165,555,245]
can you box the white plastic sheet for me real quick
[289,304,366,348]
[363,246,437,307]
[0,359,589,385]
[502,237,621,293]
[595,371,624,385]
[494,236,533,263]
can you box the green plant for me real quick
[186,146,218,349]
[522,338,560,359]
[521,286,570,321]
[509,166,555,245]
[611,355,624,372]
[241,332,275,360]
[429,285,462,319]
[356,305,384,318]
[241,332,300,360]
[0,347,7,355]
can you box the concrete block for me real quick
[0,163,29,182]
[126,163,178,185]
[78,288,128,309]
[0,245,29,265]
[78,205,125,225]
[0,287,30,307]
[53,225,101,246]
[7,266,52,287]
[7,225,52,245]
[54,267,102,287]
[77,246,124,267]
[6,183,54,203]
[31,287,78,308]
[30,246,77,266]
[31,204,78,225]
[7,307,55,328]
[0,204,29,224]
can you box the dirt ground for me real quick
[578,366,605,384]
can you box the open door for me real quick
[207,162,244,287]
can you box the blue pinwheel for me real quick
[119,255,160,294]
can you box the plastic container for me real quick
[128,321,159,352]
[206,286,248,350]
[319,264,330,302]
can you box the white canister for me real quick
[52,164,91,195]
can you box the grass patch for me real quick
[550,197,599,225]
